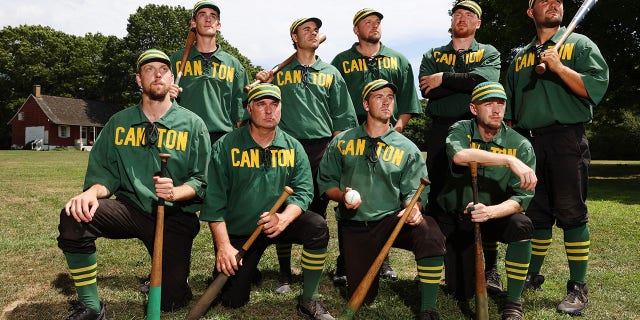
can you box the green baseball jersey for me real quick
[318,125,429,221]
[505,28,609,129]
[437,119,535,214]
[419,40,500,118]
[200,125,314,236]
[85,101,211,214]
[170,46,249,134]
[273,57,357,139]
[331,43,422,122]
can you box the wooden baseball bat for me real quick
[535,0,598,74]
[186,186,295,320]
[146,153,171,320]
[339,177,431,320]
[469,161,489,320]
[244,34,327,92]
[175,28,197,85]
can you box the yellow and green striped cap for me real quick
[192,0,220,17]
[362,79,397,100]
[247,83,281,103]
[452,1,482,18]
[471,81,507,102]
[290,17,322,34]
[136,49,171,71]
[529,0,536,8]
[353,8,383,26]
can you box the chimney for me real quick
[33,85,41,98]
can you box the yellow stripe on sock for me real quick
[505,267,528,276]
[506,274,527,281]
[301,251,328,259]
[69,263,97,274]
[505,261,529,268]
[301,264,325,271]
[419,278,441,284]
[300,256,326,266]
[75,278,97,287]
[532,238,552,244]
[566,248,590,253]
[417,265,444,271]
[71,271,97,280]
[568,256,589,261]
[565,241,591,247]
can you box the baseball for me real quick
[345,189,361,205]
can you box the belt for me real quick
[517,123,583,138]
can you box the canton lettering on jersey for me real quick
[175,60,235,81]
[470,140,517,157]
[515,43,575,72]
[339,56,399,74]
[275,70,334,88]
[231,148,296,168]
[114,127,189,151]
[433,49,485,66]
[337,138,406,167]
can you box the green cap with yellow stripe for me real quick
[290,17,322,34]
[362,79,398,100]
[192,0,220,17]
[471,81,507,102]
[353,8,383,26]
[247,83,281,103]
[136,49,171,72]
[452,1,482,18]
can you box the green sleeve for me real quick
[575,37,609,105]
[286,143,314,211]
[84,119,120,194]
[399,150,430,204]
[317,136,343,195]
[181,119,211,199]
[445,121,471,160]
[231,64,250,123]
[200,139,230,222]
[418,49,437,78]
[470,45,501,82]
[328,74,358,132]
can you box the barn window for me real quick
[58,125,70,138]
[18,112,24,121]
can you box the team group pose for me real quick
[57,1,608,319]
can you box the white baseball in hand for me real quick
[345,189,361,205]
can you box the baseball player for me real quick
[318,79,446,320]
[57,49,211,320]
[170,0,250,143]
[330,8,423,282]
[418,0,502,303]
[505,0,609,315]
[439,81,536,320]
[200,83,334,320]
[255,17,358,294]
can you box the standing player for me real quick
[331,8,422,130]
[318,79,446,320]
[505,0,609,315]
[200,83,334,320]
[170,0,250,143]
[256,17,358,294]
[330,8,423,283]
[57,49,210,319]
[418,0,502,303]
[439,82,537,320]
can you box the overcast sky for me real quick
[1,0,455,79]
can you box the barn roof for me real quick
[34,95,122,126]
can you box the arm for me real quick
[465,199,524,222]
[394,114,412,133]
[208,221,240,276]
[64,184,111,223]
[540,49,588,98]
[452,148,537,191]
[324,186,361,210]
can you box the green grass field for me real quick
[0,150,638,320]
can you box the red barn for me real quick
[8,85,122,150]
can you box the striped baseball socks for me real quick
[564,224,590,283]
[529,228,552,273]
[300,247,328,301]
[276,243,293,277]
[416,256,444,311]
[64,252,100,312]
[483,240,499,270]
[505,240,531,303]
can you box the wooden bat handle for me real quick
[147,153,171,320]
[186,186,294,320]
[341,177,431,319]
[244,34,327,92]
[469,161,489,320]
[175,28,196,85]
